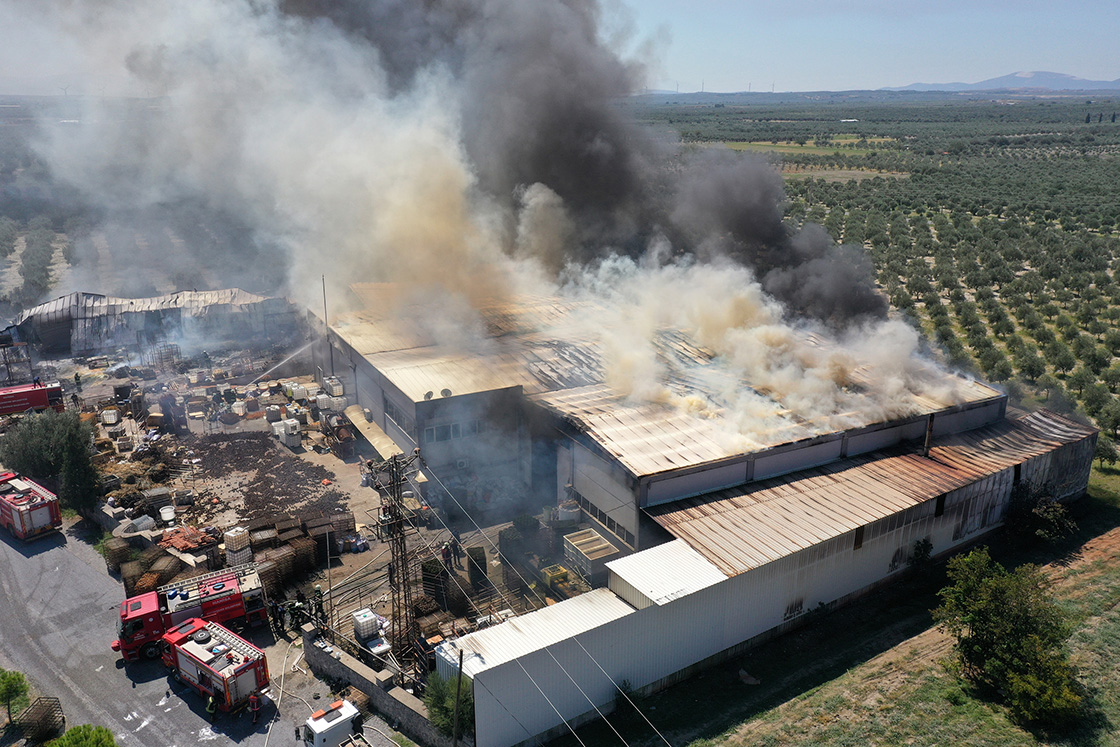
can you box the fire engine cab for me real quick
[161,618,269,713]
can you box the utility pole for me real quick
[372,451,422,682]
[451,647,465,746]
[322,274,334,376]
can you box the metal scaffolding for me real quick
[371,451,422,683]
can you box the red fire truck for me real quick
[112,564,268,661]
[0,382,65,416]
[161,618,269,713]
[0,472,62,541]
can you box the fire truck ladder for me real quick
[203,621,259,659]
[160,563,254,595]
[371,451,422,684]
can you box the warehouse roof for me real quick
[606,539,727,607]
[647,410,1096,576]
[334,286,1005,476]
[434,588,634,679]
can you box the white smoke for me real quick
[7,0,977,444]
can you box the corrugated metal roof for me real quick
[17,289,270,325]
[334,287,1007,474]
[648,410,1097,577]
[606,539,727,605]
[434,588,634,678]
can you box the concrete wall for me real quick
[301,624,470,747]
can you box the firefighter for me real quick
[313,584,325,622]
[450,534,463,569]
[248,692,261,724]
[441,542,452,571]
[73,371,81,389]
[290,601,306,630]
[206,694,217,722]
[269,600,284,633]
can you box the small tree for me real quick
[934,548,1080,727]
[423,672,475,737]
[1097,435,1119,468]
[49,724,119,746]
[0,668,28,723]
[0,410,99,512]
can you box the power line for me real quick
[417,461,671,746]
[357,459,614,746]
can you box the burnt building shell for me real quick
[17,289,301,355]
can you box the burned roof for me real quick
[335,286,1008,479]
[646,410,1097,576]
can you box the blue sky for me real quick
[626,0,1120,92]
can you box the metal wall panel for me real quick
[644,460,747,507]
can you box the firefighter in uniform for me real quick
[206,694,217,722]
[249,692,261,724]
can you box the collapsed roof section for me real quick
[335,284,1006,485]
[17,289,301,355]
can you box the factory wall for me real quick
[559,440,639,547]
[467,440,1091,747]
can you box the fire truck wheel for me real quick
[141,642,161,660]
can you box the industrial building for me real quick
[320,284,1096,747]
[17,289,301,355]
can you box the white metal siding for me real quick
[572,444,638,537]
[845,424,909,457]
[753,439,843,481]
[465,444,1087,747]
[644,461,747,507]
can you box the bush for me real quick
[933,547,1080,727]
[50,724,120,746]
[1005,484,1077,543]
[423,672,474,737]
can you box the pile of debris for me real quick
[185,432,349,522]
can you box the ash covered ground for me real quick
[185,432,351,523]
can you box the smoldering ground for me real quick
[5,0,972,435]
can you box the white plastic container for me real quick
[224,527,250,551]
[231,401,247,416]
[353,608,380,639]
[283,418,300,435]
[304,384,320,399]
[101,408,120,425]
[291,385,307,401]
[330,396,347,411]
[227,546,253,566]
[316,394,332,411]
[265,405,282,422]
[159,505,176,524]
[325,377,344,397]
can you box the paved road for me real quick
[0,524,301,746]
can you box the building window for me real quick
[571,491,634,546]
[935,494,946,517]
[853,526,864,550]
[383,395,415,434]
[435,424,452,442]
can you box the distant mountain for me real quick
[885,71,1120,92]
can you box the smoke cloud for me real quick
[4,0,971,439]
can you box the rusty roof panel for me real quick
[647,411,1096,577]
